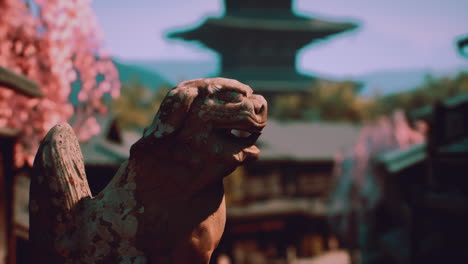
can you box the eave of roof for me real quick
[227,198,329,219]
[169,16,357,40]
[377,143,426,174]
[409,92,468,122]
[0,127,20,138]
[0,66,43,98]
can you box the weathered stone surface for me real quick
[29,78,267,263]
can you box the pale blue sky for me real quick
[92,0,468,77]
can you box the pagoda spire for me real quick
[168,0,357,101]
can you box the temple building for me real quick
[168,0,358,110]
[0,66,42,264]
[376,92,468,264]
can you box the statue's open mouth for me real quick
[230,129,254,138]
[215,128,261,146]
[210,104,266,155]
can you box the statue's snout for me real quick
[250,94,268,125]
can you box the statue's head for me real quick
[131,78,267,187]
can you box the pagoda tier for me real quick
[168,0,357,95]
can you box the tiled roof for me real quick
[258,120,361,161]
[81,118,361,165]
[80,115,141,166]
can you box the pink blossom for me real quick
[0,0,120,167]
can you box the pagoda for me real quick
[168,0,357,106]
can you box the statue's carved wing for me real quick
[29,123,92,260]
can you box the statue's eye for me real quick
[216,90,243,103]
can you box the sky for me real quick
[92,0,468,77]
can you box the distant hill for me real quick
[119,59,218,85]
[355,67,468,97]
[115,58,467,97]
[112,59,172,89]
[69,58,172,104]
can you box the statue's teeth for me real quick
[230,129,252,138]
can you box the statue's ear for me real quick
[143,86,199,138]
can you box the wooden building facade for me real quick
[214,120,360,263]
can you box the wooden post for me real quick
[0,129,19,264]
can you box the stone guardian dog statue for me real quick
[29,78,267,263]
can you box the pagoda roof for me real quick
[216,68,359,93]
[218,68,315,92]
[169,16,357,40]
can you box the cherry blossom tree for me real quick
[328,111,425,262]
[0,0,120,167]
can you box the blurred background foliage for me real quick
[271,71,468,123]
[112,80,169,130]
[377,71,468,115]
[113,70,468,131]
